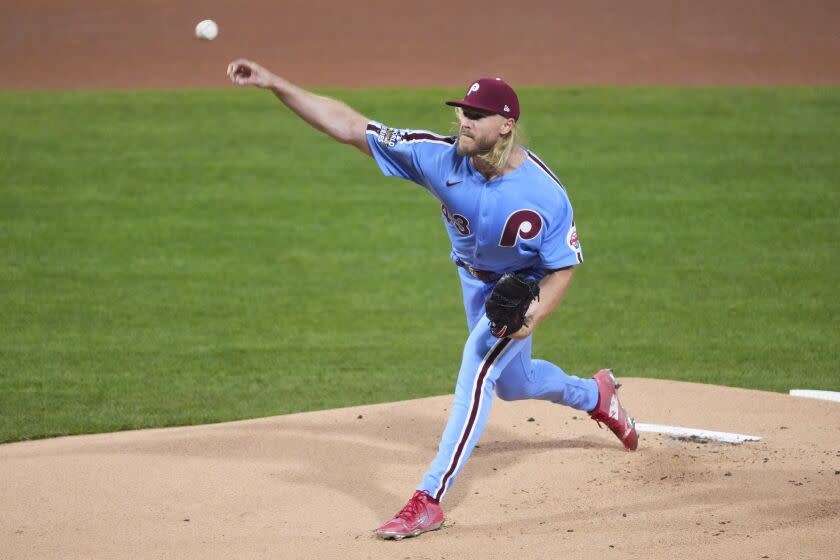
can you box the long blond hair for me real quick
[453,108,525,172]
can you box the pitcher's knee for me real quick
[495,379,529,401]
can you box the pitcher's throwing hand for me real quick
[227,59,274,88]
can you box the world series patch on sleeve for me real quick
[377,127,405,148]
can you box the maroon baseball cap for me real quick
[446,77,520,121]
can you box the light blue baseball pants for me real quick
[418,267,599,501]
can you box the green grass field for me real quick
[1,87,838,443]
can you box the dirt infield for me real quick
[2,1,840,558]
[2,0,839,89]
[2,380,839,559]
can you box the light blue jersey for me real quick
[365,122,583,277]
[366,121,596,502]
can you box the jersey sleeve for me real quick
[365,121,450,188]
[540,194,584,269]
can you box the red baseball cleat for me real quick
[589,369,639,451]
[375,490,445,540]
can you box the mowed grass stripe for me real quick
[1,88,838,442]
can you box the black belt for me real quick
[455,258,502,283]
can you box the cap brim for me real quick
[445,100,498,115]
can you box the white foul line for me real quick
[635,423,762,443]
[789,390,840,403]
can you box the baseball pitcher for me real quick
[227,59,639,540]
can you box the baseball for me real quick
[195,19,218,41]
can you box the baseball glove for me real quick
[485,273,540,338]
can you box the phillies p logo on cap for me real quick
[446,77,521,120]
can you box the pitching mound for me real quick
[2,378,838,559]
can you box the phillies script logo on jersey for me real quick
[499,209,543,247]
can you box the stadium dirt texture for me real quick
[1,1,839,559]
